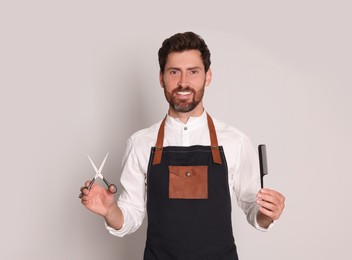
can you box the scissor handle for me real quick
[102,177,117,194]
[108,184,117,194]
[85,177,96,191]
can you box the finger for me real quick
[81,186,90,195]
[258,196,284,217]
[81,197,90,207]
[79,185,90,199]
[260,189,285,201]
[257,189,285,207]
[257,199,276,212]
[79,181,92,196]
[257,190,274,203]
[80,186,88,193]
[81,195,89,202]
[79,191,90,200]
[257,199,284,221]
[109,185,117,194]
[259,206,277,220]
[257,193,278,207]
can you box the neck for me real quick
[168,103,204,124]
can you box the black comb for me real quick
[258,144,268,189]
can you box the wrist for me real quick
[104,203,123,230]
[256,211,273,229]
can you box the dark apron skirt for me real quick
[144,114,238,260]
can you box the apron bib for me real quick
[144,114,238,260]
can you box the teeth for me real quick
[177,92,191,95]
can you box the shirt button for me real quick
[183,126,188,131]
[185,172,191,177]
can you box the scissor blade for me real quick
[98,152,109,173]
[87,154,99,173]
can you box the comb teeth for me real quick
[258,144,268,189]
[258,145,268,176]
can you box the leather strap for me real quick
[152,113,222,165]
[152,116,166,165]
[206,113,222,165]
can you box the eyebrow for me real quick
[166,66,202,71]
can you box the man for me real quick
[79,32,285,259]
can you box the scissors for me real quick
[83,152,117,194]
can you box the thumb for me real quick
[108,185,117,194]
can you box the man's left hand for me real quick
[256,188,285,228]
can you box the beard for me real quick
[164,85,205,113]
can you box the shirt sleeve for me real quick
[233,134,274,231]
[105,137,147,237]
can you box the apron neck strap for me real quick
[152,113,222,165]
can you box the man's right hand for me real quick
[79,181,118,218]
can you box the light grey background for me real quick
[1,0,351,259]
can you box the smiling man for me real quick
[161,49,210,118]
[80,32,285,260]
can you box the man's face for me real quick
[160,50,212,115]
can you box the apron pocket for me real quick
[168,165,208,199]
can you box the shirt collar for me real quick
[165,110,207,133]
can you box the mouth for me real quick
[174,91,193,100]
[176,91,192,96]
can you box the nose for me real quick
[177,72,189,88]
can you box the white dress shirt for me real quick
[106,111,272,237]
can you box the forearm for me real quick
[104,203,124,230]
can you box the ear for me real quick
[159,70,164,88]
[205,67,212,87]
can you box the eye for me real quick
[189,70,199,75]
[169,70,179,75]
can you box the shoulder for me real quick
[211,117,257,168]
[211,116,255,153]
[127,120,162,148]
[212,117,246,142]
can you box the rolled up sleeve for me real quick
[105,137,147,237]
[233,134,274,231]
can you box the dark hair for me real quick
[158,32,211,73]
